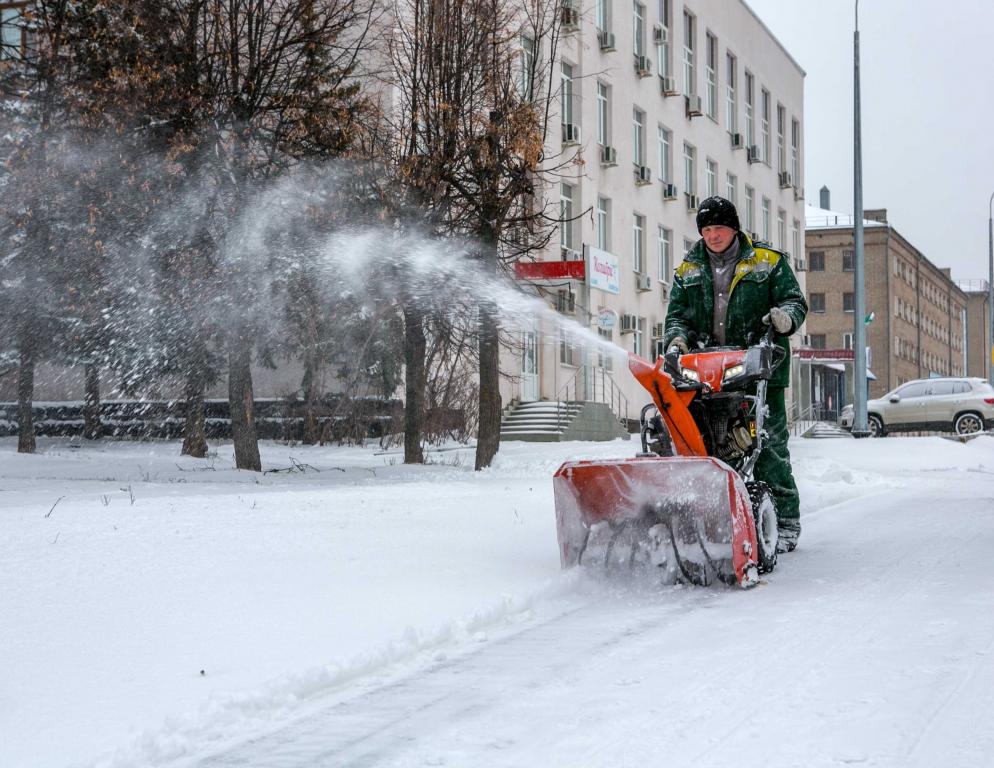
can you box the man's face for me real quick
[701,225,737,253]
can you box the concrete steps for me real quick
[801,421,854,439]
[500,401,629,442]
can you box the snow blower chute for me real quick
[553,329,784,588]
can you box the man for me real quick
[662,196,808,552]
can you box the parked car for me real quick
[839,377,994,437]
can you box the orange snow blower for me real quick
[553,328,783,588]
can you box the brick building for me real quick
[804,204,969,402]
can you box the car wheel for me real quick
[955,412,984,436]
[868,414,884,437]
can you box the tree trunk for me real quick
[475,299,501,470]
[17,339,36,454]
[83,363,102,440]
[228,337,261,471]
[181,366,208,458]
[403,303,426,464]
[301,349,320,445]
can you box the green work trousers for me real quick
[753,386,800,523]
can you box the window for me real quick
[704,32,717,119]
[705,158,717,197]
[597,82,610,146]
[597,327,614,371]
[725,52,737,133]
[633,108,645,166]
[682,9,695,96]
[726,173,737,206]
[1,3,25,60]
[560,326,579,365]
[744,186,755,232]
[760,88,771,164]
[560,61,575,126]
[683,237,694,255]
[744,71,755,148]
[777,209,786,250]
[842,249,854,271]
[761,197,771,240]
[809,334,826,350]
[809,250,825,271]
[810,293,825,313]
[596,196,611,251]
[897,382,928,398]
[657,125,672,182]
[658,226,672,282]
[791,219,800,260]
[632,317,646,356]
[683,143,696,195]
[843,292,854,313]
[791,117,800,184]
[657,0,671,76]
[633,214,645,273]
[843,333,854,350]
[519,37,536,100]
[595,0,611,31]
[560,183,575,250]
[634,2,645,57]
[776,103,786,174]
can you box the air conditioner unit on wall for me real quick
[561,245,580,261]
[620,313,638,333]
[651,321,666,338]
[731,132,743,149]
[685,94,703,117]
[662,183,678,200]
[685,193,699,211]
[652,25,667,44]
[562,123,581,145]
[635,55,652,77]
[660,76,679,96]
[636,273,652,291]
[778,171,793,189]
[600,145,618,166]
[635,165,652,185]
[598,31,616,51]
[747,145,761,163]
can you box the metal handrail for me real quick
[553,366,630,433]
[789,400,824,436]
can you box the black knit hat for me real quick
[696,196,740,233]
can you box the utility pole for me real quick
[852,0,869,437]
[988,192,993,384]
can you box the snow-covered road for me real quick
[3,435,994,767]
[190,484,994,768]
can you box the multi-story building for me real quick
[505,0,806,426]
[803,204,969,408]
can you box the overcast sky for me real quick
[744,0,994,284]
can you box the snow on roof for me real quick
[804,203,887,230]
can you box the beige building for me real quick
[505,0,807,426]
[803,205,969,404]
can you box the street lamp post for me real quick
[989,192,993,384]
[851,0,869,437]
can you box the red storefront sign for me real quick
[513,260,586,281]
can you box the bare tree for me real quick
[385,0,563,468]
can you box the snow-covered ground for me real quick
[3,433,994,768]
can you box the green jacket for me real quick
[663,232,807,388]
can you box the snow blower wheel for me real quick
[747,481,778,574]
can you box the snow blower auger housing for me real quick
[553,328,784,588]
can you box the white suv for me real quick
[839,377,994,437]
